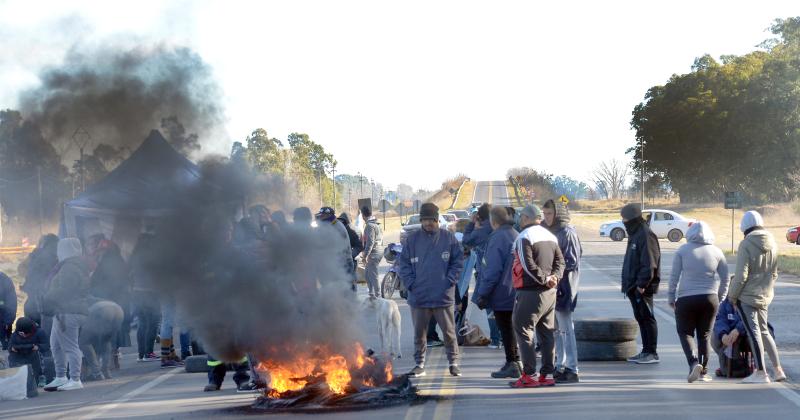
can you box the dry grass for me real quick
[428,176,467,210]
[454,180,477,209]
[724,250,800,276]
[507,182,523,206]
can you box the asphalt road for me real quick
[4,227,800,419]
[471,181,512,207]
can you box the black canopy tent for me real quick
[60,129,239,254]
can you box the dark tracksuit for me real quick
[9,328,50,379]
[621,218,661,355]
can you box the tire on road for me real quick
[184,355,210,373]
[574,318,639,342]
[577,339,638,362]
[611,228,625,242]
[668,229,684,242]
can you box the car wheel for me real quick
[611,228,625,242]
[796,235,800,246]
[668,229,684,242]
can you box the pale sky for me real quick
[1,1,798,191]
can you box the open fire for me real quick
[253,343,418,412]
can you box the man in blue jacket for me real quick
[399,203,465,378]
[543,199,582,383]
[463,203,501,347]
[473,206,520,378]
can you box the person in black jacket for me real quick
[0,272,17,350]
[9,317,50,385]
[620,204,662,364]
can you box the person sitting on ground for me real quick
[0,271,17,350]
[42,237,90,391]
[728,210,786,383]
[509,205,565,388]
[711,297,774,378]
[8,316,50,387]
[668,221,729,383]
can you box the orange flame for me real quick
[321,355,351,394]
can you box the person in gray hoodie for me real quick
[668,221,729,383]
[361,206,385,298]
[728,210,786,383]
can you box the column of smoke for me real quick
[145,158,361,362]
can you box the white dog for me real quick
[360,296,402,359]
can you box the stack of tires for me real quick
[574,318,639,361]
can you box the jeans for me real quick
[487,310,501,345]
[627,289,658,354]
[51,314,87,379]
[675,294,718,369]
[411,306,459,366]
[513,289,556,375]
[555,310,579,372]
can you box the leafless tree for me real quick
[593,159,628,199]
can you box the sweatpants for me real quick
[365,254,382,297]
[627,289,658,354]
[50,314,86,379]
[675,294,718,369]
[736,302,781,371]
[411,306,459,366]
[513,289,556,376]
[494,310,519,363]
[555,309,579,372]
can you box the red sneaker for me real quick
[537,373,556,387]
[509,374,540,388]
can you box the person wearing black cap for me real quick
[398,202,465,377]
[9,316,50,387]
[360,206,385,298]
[620,203,662,364]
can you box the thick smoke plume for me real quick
[18,43,224,154]
[144,158,361,362]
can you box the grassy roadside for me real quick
[506,181,522,206]
[454,180,476,209]
[723,250,800,277]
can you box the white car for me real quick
[401,214,451,239]
[600,209,696,242]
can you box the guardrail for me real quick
[0,246,35,255]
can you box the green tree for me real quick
[245,128,285,174]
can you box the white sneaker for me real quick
[687,364,702,383]
[699,374,713,382]
[773,368,787,382]
[741,370,771,384]
[44,377,68,389]
[58,379,84,391]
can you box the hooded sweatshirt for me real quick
[728,227,779,309]
[545,200,582,312]
[668,221,729,304]
[362,217,384,258]
[44,238,91,315]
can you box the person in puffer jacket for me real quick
[542,199,582,383]
[728,210,786,383]
[509,205,564,388]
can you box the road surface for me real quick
[471,180,513,207]
[3,232,800,419]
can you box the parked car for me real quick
[600,209,696,242]
[448,210,470,220]
[401,214,452,239]
[441,214,458,225]
[786,226,800,244]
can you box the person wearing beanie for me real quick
[292,207,313,227]
[509,204,565,388]
[338,212,364,262]
[9,316,50,388]
[398,202,465,378]
[728,210,786,383]
[316,207,356,287]
[463,203,501,348]
[361,206,385,298]
[542,199,583,383]
[620,203,662,365]
[43,237,90,391]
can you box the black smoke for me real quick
[17,43,224,155]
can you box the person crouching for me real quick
[9,317,50,388]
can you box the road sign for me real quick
[724,192,742,210]
[559,195,569,205]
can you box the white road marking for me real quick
[78,368,180,420]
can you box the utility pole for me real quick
[640,138,645,209]
[37,167,43,236]
[331,164,336,209]
[71,127,91,195]
[358,172,363,198]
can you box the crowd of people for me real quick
[0,198,790,399]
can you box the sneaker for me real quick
[204,383,221,392]
[491,362,522,379]
[714,368,725,377]
[774,367,787,382]
[699,374,713,382]
[84,372,106,382]
[57,379,84,391]
[488,344,500,349]
[408,366,426,378]
[509,374,540,388]
[38,375,47,388]
[555,369,579,384]
[161,359,181,369]
[143,353,160,362]
[688,363,702,383]
[237,382,260,393]
[449,364,462,377]
[627,352,645,363]
[741,370,771,384]
[635,353,660,364]
[44,376,68,391]
[537,373,556,387]
[427,340,444,348]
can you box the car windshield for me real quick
[407,215,420,225]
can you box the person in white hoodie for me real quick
[668,221,729,383]
[728,210,787,383]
